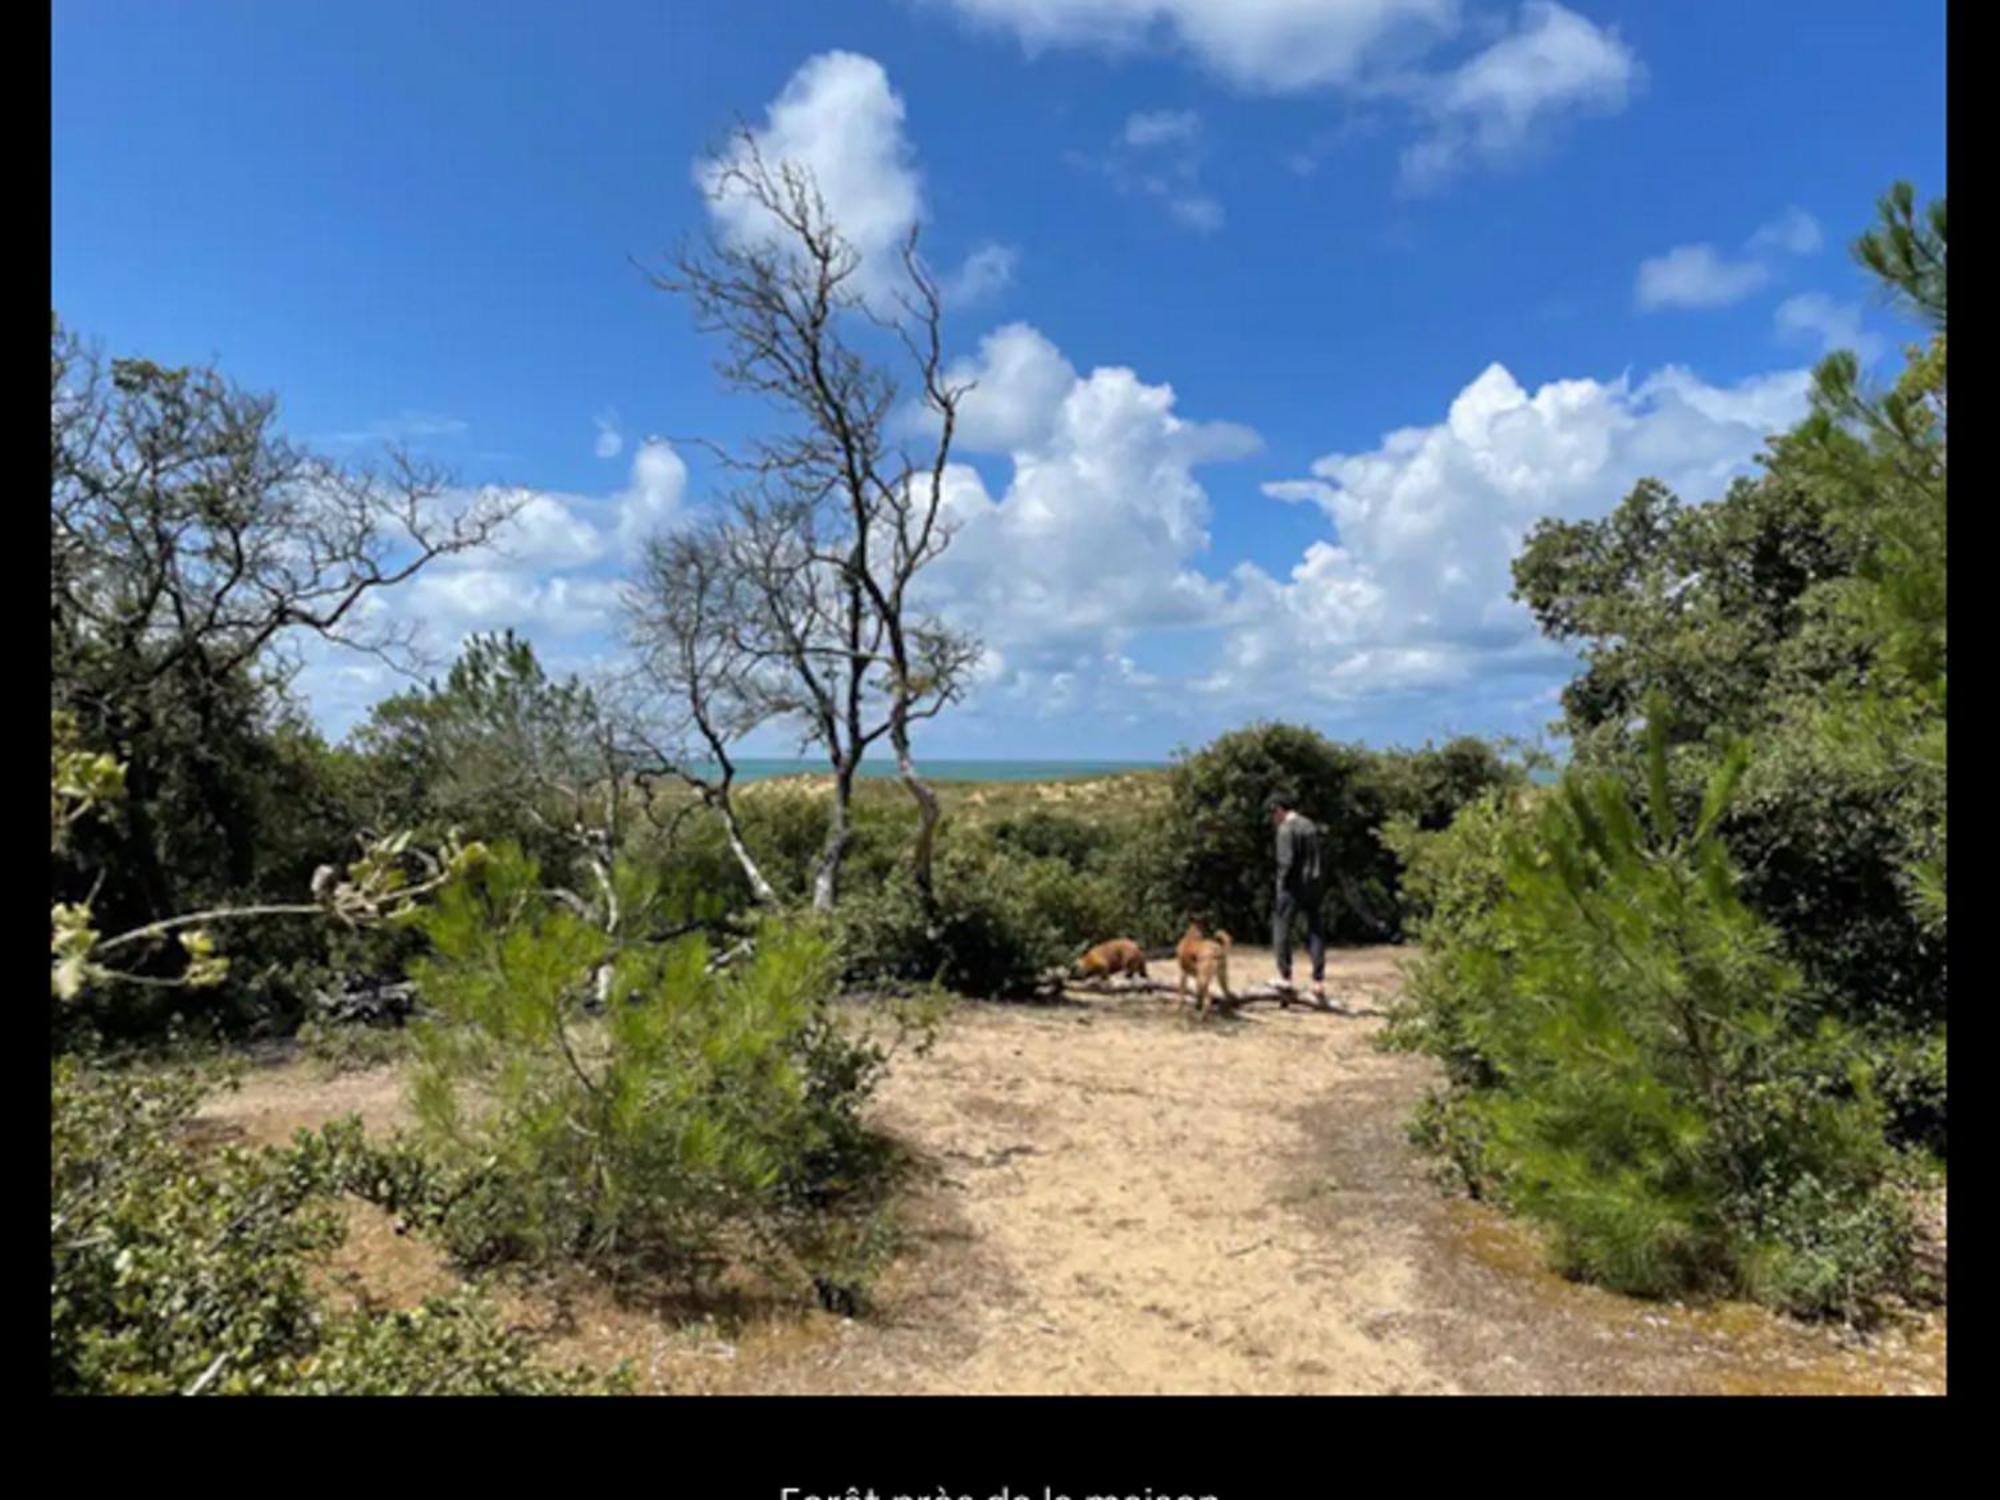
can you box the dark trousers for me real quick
[1273,883,1325,983]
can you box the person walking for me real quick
[1267,791,1334,1010]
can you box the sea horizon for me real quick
[690,755,1564,786]
[697,758,1166,784]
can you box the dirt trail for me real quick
[196,946,1945,1394]
[773,946,1446,1394]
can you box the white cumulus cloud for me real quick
[1125,108,1202,146]
[1075,107,1224,232]
[406,569,625,639]
[1168,194,1226,231]
[478,488,607,570]
[696,51,924,299]
[897,321,1811,743]
[1637,205,1825,311]
[1231,359,1814,709]
[940,242,1021,306]
[1749,206,1824,257]
[615,439,689,560]
[696,50,1016,311]
[910,322,1260,714]
[1395,1,1640,193]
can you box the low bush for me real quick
[829,829,1168,996]
[989,807,1114,867]
[50,1056,609,1394]
[833,849,1058,998]
[401,843,901,1299]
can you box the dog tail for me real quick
[1217,930,1233,948]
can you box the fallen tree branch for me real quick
[706,938,756,974]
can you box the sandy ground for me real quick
[194,945,1946,1395]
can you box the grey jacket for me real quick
[1276,812,1324,892]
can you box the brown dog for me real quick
[1074,938,1149,984]
[1175,920,1233,1018]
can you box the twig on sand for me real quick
[1226,1235,1274,1258]
[1038,971,1176,998]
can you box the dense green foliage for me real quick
[1386,182,1945,1318]
[1387,713,1914,1314]
[1507,184,1945,1158]
[807,728,1518,995]
[349,631,629,872]
[834,838,1115,995]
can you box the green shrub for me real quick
[1506,193,1946,1164]
[990,807,1113,867]
[631,813,760,915]
[1013,856,1131,956]
[1157,724,1519,946]
[1096,819,1188,948]
[1380,789,1530,1100]
[50,1056,607,1394]
[290,1287,619,1395]
[402,843,897,1293]
[829,833,1145,996]
[834,857,1048,998]
[1162,724,1380,941]
[1383,710,1913,1318]
[835,775,1475,994]
[649,784,910,913]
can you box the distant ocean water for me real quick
[692,757,1556,785]
[698,759,1165,784]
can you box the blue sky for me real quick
[53,0,1945,759]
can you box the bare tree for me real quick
[50,317,522,921]
[51,321,517,694]
[619,526,781,906]
[638,134,982,912]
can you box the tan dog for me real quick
[1073,938,1150,984]
[1175,920,1233,1018]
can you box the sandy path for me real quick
[193,946,1945,1395]
[749,946,1943,1395]
[760,947,1441,1394]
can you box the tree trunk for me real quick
[893,726,942,912]
[184,675,260,891]
[587,847,619,1008]
[715,794,780,906]
[107,717,177,926]
[811,763,856,913]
